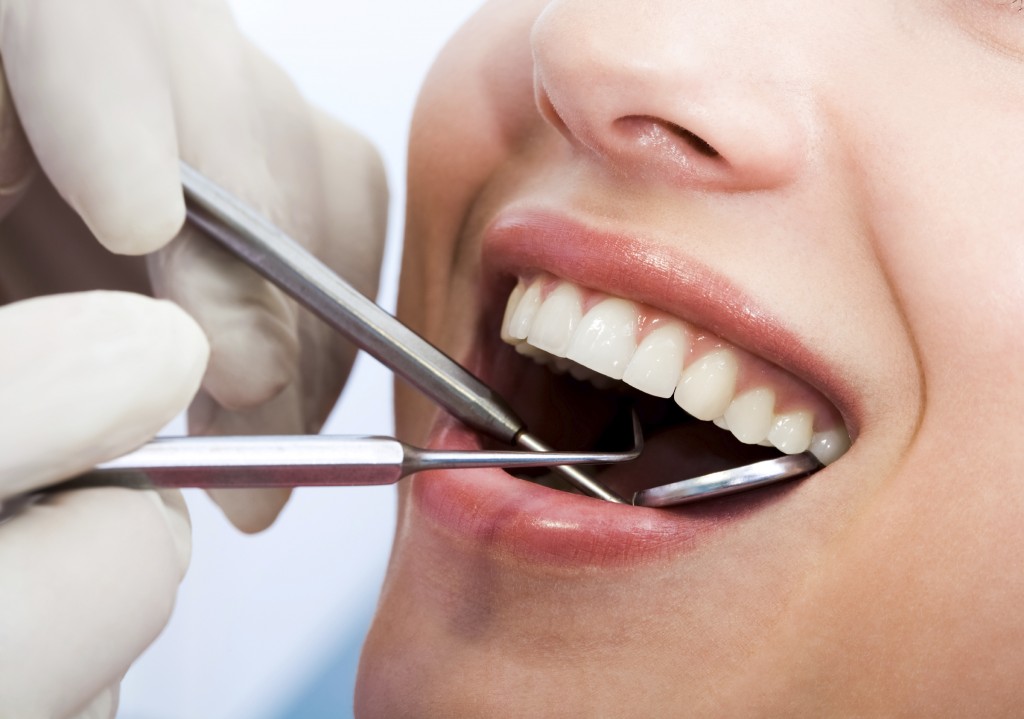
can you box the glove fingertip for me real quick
[79,154,186,256]
[206,487,292,534]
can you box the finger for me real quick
[0,291,209,496]
[148,231,300,412]
[149,5,310,415]
[0,0,184,253]
[148,5,324,530]
[0,487,189,717]
[188,382,304,533]
[297,109,388,429]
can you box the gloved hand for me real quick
[0,291,207,718]
[0,0,388,532]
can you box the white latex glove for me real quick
[0,291,207,718]
[0,0,388,531]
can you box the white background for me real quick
[119,1,483,716]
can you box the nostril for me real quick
[627,116,721,159]
[661,120,720,159]
[615,115,723,165]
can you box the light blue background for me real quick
[118,2,483,716]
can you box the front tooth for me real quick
[566,298,637,380]
[809,426,851,465]
[507,280,543,341]
[724,387,775,444]
[767,410,813,454]
[622,323,688,398]
[674,348,738,421]
[527,283,583,357]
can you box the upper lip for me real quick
[481,207,858,436]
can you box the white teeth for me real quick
[724,388,775,444]
[809,426,851,465]
[767,410,813,454]
[674,349,738,421]
[500,278,851,465]
[623,323,688,398]
[567,298,638,380]
[527,283,582,356]
[506,280,543,341]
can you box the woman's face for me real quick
[358,1,1024,715]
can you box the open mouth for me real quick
[468,207,854,506]
[409,210,854,566]
[479,273,849,502]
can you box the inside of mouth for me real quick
[497,357,784,501]
[470,273,851,505]
[477,312,783,502]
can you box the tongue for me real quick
[596,420,781,498]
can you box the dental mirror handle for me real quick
[179,162,524,445]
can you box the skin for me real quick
[359,0,1024,715]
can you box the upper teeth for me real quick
[501,275,851,465]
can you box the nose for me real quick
[530,0,808,191]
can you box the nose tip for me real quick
[531,2,807,191]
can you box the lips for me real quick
[408,209,854,568]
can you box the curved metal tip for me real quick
[407,410,644,475]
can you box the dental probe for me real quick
[44,432,642,492]
[179,163,626,504]
[0,417,643,525]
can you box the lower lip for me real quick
[409,413,790,569]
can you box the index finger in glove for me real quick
[148,5,387,532]
[0,0,184,254]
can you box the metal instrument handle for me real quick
[180,163,524,445]
[75,436,407,489]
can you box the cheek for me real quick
[401,0,540,333]
[858,104,1024,418]
[829,20,1024,425]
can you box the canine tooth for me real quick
[507,280,543,341]
[724,388,775,444]
[713,415,729,430]
[623,324,687,398]
[767,410,813,454]
[527,283,582,357]
[809,426,851,465]
[566,298,637,380]
[674,349,738,421]
[501,282,526,343]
